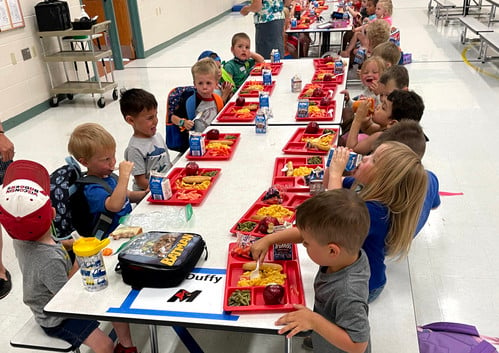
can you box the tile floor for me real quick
[2,0,499,352]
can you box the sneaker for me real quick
[114,343,138,353]
[0,270,12,300]
[302,336,313,351]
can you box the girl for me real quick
[326,142,428,302]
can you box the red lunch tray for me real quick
[216,102,259,123]
[312,70,345,84]
[224,242,305,313]
[250,62,283,76]
[313,58,337,69]
[147,167,221,206]
[238,80,276,98]
[282,127,339,155]
[295,101,336,122]
[272,156,325,192]
[186,133,240,161]
[291,23,311,30]
[297,83,337,101]
[229,191,308,237]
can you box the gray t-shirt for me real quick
[312,249,371,353]
[125,133,172,191]
[13,239,72,328]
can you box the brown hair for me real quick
[119,88,157,119]
[68,123,116,162]
[371,41,401,66]
[374,120,427,158]
[296,189,370,255]
[379,65,409,88]
[231,32,251,47]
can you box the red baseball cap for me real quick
[0,160,53,241]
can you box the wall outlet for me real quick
[10,53,17,65]
[21,47,31,61]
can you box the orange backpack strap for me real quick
[213,93,224,112]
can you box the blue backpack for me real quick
[418,322,499,353]
[165,86,196,152]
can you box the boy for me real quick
[377,65,409,105]
[0,160,137,353]
[373,120,440,236]
[371,41,401,67]
[346,89,425,154]
[251,189,371,353]
[68,123,148,238]
[121,88,172,191]
[223,32,265,90]
[170,58,225,152]
[198,50,234,101]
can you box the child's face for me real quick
[231,38,251,61]
[353,143,387,184]
[300,228,334,267]
[360,61,381,88]
[372,98,393,127]
[361,0,367,9]
[365,1,376,15]
[84,148,116,178]
[378,79,398,103]
[193,73,218,99]
[127,107,158,138]
[375,3,387,18]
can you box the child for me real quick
[0,160,137,353]
[68,123,148,238]
[346,89,425,154]
[251,189,371,353]
[373,120,440,236]
[223,32,265,90]
[326,143,428,302]
[371,41,401,67]
[121,88,172,191]
[170,58,225,152]
[197,50,234,102]
[377,65,409,103]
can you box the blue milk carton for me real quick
[189,132,206,156]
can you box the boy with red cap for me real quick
[0,160,137,353]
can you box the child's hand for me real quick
[275,304,317,338]
[118,160,134,179]
[340,89,350,103]
[250,237,270,263]
[368,80,379,93]
[329,146,350,176]
[183,119,194,130]
[355,100,370,120]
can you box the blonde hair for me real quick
[371,41,401,66]
[355,141,428,258]
[191,57,218,81]
[361,55,386,76]
[378,0,393,16]
[68,123,116,161]
[367,19,391,50]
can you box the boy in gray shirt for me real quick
[252,189,371,353]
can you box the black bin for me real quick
[35,0,71,31]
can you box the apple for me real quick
[206,129,220,140]
[323,73,333,81]
[312,87,324,97]
[263,284,285,305]
[320,97,331,106]
[323,55,334,63]
[305,121,319,134]
[235,97,246,106]
[185,162,199,176]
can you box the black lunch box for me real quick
[117,231,207,289]
[35,0,71,32]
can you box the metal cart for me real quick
[37,20,118,108]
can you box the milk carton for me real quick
[149,171,172,200]
[189,132,206,157]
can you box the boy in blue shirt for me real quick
[68,123,148,238]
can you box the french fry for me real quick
[242,262,283,272]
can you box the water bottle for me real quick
[73,237,110,292]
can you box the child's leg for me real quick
[112,321,134,347]
[341,32,360,57]
[83,328,114,353]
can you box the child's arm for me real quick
[251,51,265,63]
[345,101,370,150]
[127,189,148,204]
[171,113,195,131]
[133,174,149,192]
[325,146,350,189]
[251,227,302,263]
[105,161,133,213]
[276,305,369,353]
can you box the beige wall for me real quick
[0,0,236,125]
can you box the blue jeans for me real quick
[368,285,385,303]
[42,318,100,349]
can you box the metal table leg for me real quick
[285,337,293,353]
[148,324,159,353]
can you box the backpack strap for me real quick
[65,156,83,196]
[76,173,118,240]
[213,93,224,112]
[186,93,197,120]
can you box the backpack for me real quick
[50,157,118,240]
[165,86,223,152]
[418,322,499,353]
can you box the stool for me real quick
[10,317,81,352]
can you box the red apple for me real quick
[305,121,319,134]
[206,129,220,140]
[323,73,333,81]
[323,55,334,63]
[235,97,246,106]
[312,87,324,97]
[185,162,199,176]
[263,284,285,305]
[320,97,331,106]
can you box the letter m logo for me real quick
[167,289,202,302]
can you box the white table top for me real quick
[45,128,419,352]
[212,59,346,126]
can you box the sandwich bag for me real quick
[117,231,207,289]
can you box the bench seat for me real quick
[458,16,493,43]
[479,31,499,61]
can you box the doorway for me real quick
[82,0,136,60]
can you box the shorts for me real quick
[368,285,385,303]
[42,318,100,349]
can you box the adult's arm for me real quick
[0,122,14,162]
[241,0,263,15]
